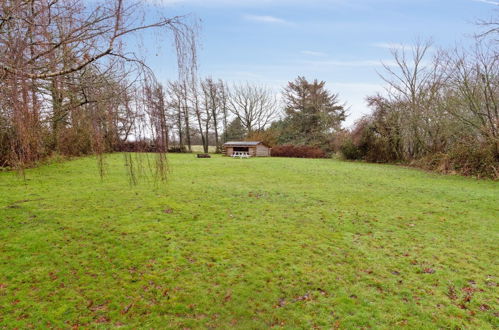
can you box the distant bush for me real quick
[272,145,327,158]
[115,142,189,153]
[116,141,156,152]
[413,142,499,179]
[167,146,187,153]
[339,139,363,160]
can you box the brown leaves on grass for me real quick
[121,302,134,315]
[88,300,108,313]
[461,286,475,305]
[275,289,326,307]
[270,318,286,327]
[248,191,265,199]
[273,298,286,308]
[292,288,328,303]
[294,292,312,301]
[95,316,110,323]
[479,304,490,311]
[447,285,458,300]
[447,285,488,311]
[223,290,232,303]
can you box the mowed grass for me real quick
[0,154,497,329]
[189,145,217,153]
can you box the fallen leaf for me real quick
[95,316,110,323]
[223,290,232,302]
[295,292,312,301]
[447,285,457,300]
[479,304,490,311]
[121,302,134,315]
[274,298,286,308]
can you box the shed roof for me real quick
[223,141,263,146]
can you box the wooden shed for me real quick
[223,141,271,157]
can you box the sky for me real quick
[136,0,498,126]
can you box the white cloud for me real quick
[472,0,499,5]
[301,50,327,57]
[243,15,288,24]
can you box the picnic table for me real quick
[232,151,250,158]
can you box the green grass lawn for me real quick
[188,145,217,153]
[0,154,498,328]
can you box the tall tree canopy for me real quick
[279,76,346,147]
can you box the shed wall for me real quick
[256,145,271,156]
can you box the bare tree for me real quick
[379,40,450,158]
[218,80,230,143]
[445,44,499,156]
[145,82,169,153]
[167,81,185,150]
[477,10,499,43]
[229,83,279,134]
[348,36,498,178]
[0,0,197,174]
[201,78,225,152]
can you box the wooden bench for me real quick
[232,151,250,158]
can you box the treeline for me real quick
[2,1,497,180]
[0,0,197,178]
[151,79,278,154]
[337,38,498,179]
[157,76,343,155]
[0,1,351,169]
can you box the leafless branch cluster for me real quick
[346,38,499,178]
[0,0,197,180]
[162,78,279,154]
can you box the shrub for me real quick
[116,141,156,152]
[271,145,327,158]
[414,142,499,179]
[115,142,189,153]
[339,139,363,160]
[57,128,93,156]
[167,146,186,153]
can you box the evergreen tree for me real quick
[281,76,346,147]
[224,118,246,141]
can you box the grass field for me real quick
[0,154,498,328]
[188,145,217,153]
